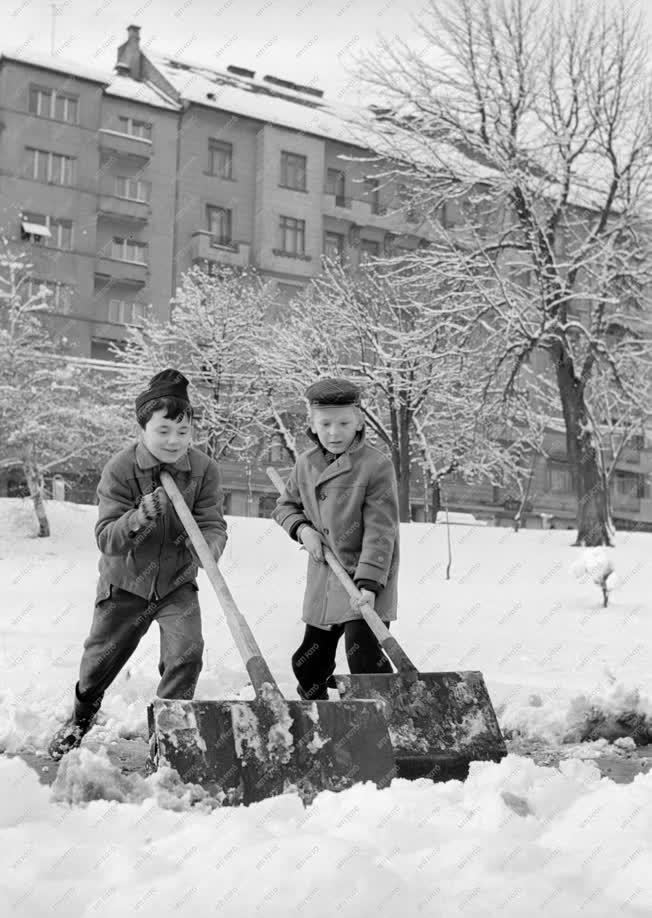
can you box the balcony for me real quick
[191,232,251,267]
[98,128,153,161]
[322,191,433,239]
[94,254,148,287]
[97,193,150,223]
[323,191,355,217]
[612,493,641,513]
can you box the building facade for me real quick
[1,28,650,528]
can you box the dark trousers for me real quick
[77,581,204,707]
[292,620,393,700]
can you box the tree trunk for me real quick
[23,447,50,538]
[398,402,411,522]
[431,477,441,523]
[388,402,411,522]
[574,433,612,546]
[556,359,613,547]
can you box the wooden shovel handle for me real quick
[266,467,418,676]
[160,471,280,697]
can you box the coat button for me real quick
[323,528,329,535]
[320,493,327,501]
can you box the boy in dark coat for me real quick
[273,377,399,701]
[48,369,228,760]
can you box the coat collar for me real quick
[135,438,192,472]
[306,427,366,485]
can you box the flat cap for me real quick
[305,377,361,406]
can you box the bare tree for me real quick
[259,255,540,521]
[0,239,121,535]
[114,265,276,463]
[354,0,652,545]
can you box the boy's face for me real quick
[309,404,363,454]
[142,409,192,463]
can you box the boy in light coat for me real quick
[273,377,399,700]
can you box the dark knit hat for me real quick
[135,368,190,413]
[305,377,361,407]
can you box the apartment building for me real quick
[0,27,650,527]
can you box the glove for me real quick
[298,525,324,563]
[350,588,376,614]
[135,487,168,526]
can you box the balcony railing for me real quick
[191,232,251,267]
[94,254,148,286]
[98,128,153,161]
[97,193,150,223]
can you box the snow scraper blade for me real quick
[266,467,507,783]
[333,670,506,781]
[148,693,394,806]
[150,471,396,806]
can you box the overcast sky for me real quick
[1,0,649,107]
[0,0,427,104]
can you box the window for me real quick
[278,216,305,255]
[547,462,573,493]
[612,471,643,499]
[90,338,121,361]
[108,299,148,326]
[26,278,74,313]
[26,148,76,185]
[363,177,380,214]
[258,494,278,518]
[323,231,344,261]
[281,151,307,191]
[22,213,73,250]
[29,86,78,123]
[326,168,347,206]
[114,176,150,202]
[276,282,303,304]
[117,116,152,140]
[111,237,147,264]
[208,140,233,179]
[360,239,380,261]
[207,205,233,246]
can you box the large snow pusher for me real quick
[268,467,507,782]
[148,471,396,806]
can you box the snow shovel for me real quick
[267,466,507,782]
[148,470,396,806]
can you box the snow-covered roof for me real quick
[149,53,365,146]
[105,74,180,112]
[0,48,111,84]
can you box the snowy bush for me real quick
[570,547,617,607]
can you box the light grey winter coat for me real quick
[273,430,400,628]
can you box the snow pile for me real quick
[2,497,652,755]
[500,680,652,746]
[2,752,652,916]
[50,747,219,811]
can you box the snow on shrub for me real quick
[570,547,618,607]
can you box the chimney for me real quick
[116,24,142,80]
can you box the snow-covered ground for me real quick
[1,497,651,917]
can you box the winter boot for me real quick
[48,684,103,761]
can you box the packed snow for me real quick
[1,497,651,916]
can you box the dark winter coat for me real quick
[273,430,400,628]
[95,439,228,603]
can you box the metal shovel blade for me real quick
[148,693,395,806]
[333,670,507,782]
